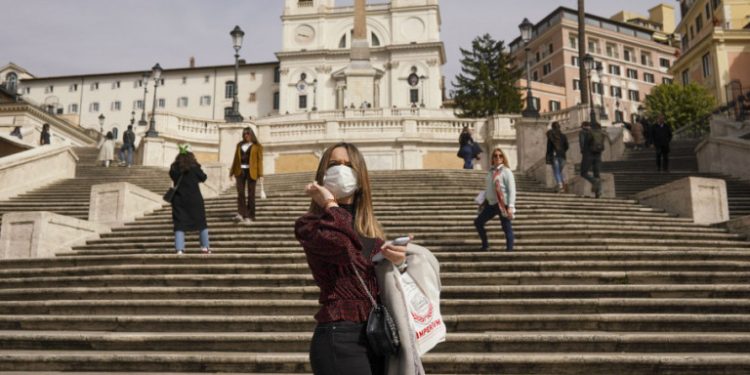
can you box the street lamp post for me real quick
[519,18,539,118]
[227,25,245,122]
[146,63,162,138]
[138,72,149,126]
[312,79,318,111]
[595,62,608,120]
[98,113,105,135]
[583,53,597,124]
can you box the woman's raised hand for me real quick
[380,234,413,265]
[305,182,335,208]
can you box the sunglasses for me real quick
[492,154,504,158]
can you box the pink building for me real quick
[510,5,679,123]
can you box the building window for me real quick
[592,82,604,95]
[90,82,99,90]
[615,110,624,123]
[543,63,552,76]
[44,85,54,93]
[624,48,634,62]
[225,81,235,99]
[605,43,618,58]
[273,91,280,110]
[410,89,419,104]
[587,38,600,54]
[659,58,671,69]
[569,34,577,49]
[628,90,640,101]
[663,77,673,85]
[549,100,561,112]
[532,97,540,111]
[681,34,689,51]
[200,95,211,106]
[24,87,31,94]
[274,67,281,83]
[339,35,347,48]
[111,101,121,111]
[696,14,703,32]
[573,79,581,91]
[608,64,621,76]
[706,3,711,19]
[249,93,257,102]
[177,97,189,107]
[571,56,579,66]
[134,100,144,110]
[641,52,653,67]
[299,94,308,109]
[158,98,166,108]
[111,81,120,89]
[702,53,712,77]
[89,102,100,112]
[69,84,78,92]
[68,104,78,113]
[134,80,142,88]
[532,71,539,81]
[610,86,622,98]
[682,70,689,85]
[182,77,188,85]
[643,73,655,83]
[548,43,554,54]
[204,75,210,83]
[372,32,380,47]
[626,69,638,80]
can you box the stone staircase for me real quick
[0,169,749,373]
[0,147,172,228]
[602,140,750,218]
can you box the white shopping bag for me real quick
[474,190,486,205]
[398,271,446,356]
[260,180,267,200]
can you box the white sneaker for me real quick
[176,250,184,255]
[233,214,243,222]
[241,218,254,225]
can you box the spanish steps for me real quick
[601,139,750,218]
[0,146,749,374]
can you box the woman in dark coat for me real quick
[458,126,481,169]
[169,145,210,255]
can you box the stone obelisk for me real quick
[345,0,376,108]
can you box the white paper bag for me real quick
[474,190,486,205]
[260,180,267,200]
[399,271,446,356]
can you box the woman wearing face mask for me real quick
[475,147,516,252]
[295,143,408,375]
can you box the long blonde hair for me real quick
[492,147,510,168]
[309,143,385,240]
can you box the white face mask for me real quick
[323,165,359,198]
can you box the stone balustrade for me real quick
[0,144,78,200]
[697,115,750,182]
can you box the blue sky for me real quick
[1,0,675,89]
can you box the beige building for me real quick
[671,0,750,104]
[510,5,678,123]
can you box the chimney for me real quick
[189,56,196,68]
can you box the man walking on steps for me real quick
[652,114,673,173]
[579,121,604,198]
[119,125,136,167]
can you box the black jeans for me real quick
[580,152,601,186]
[655,145,670,171]
[310,321,385,375]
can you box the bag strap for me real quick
[351,260,378,307]
[172,172,186,192]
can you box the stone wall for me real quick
[0,144,77,200]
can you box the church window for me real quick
[372,33,380,47]
[273,92,280,110]
[410,89,419,104]
[299,95,308,109]
[274,67,281,83]
[225,81,236,99]
[339,35,347,48]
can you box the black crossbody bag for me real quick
[163,173,185,203]
[350,239,401,357]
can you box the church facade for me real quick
[1,0,446,135]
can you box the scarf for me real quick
[492,166,509,218]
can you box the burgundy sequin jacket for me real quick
[294,207,383,323]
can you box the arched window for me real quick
[5,72,18,91]
[371,32,380,47]
[338,30,382,48]
[339,35,347,48]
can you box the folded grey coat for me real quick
[375,243,443,375]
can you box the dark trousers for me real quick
[580,152,601,186]
[474,203,514,251]
[655,146,670,171]
[235,170,257,219]
[310,321,384,375]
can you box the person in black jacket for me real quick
[651,114,673,173]
[546,121,569,192]
[458,126,481,169]
[39,123,51,145]
[169,145,211,255]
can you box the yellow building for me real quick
[671,0,750,104]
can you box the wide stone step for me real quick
[3,271,750,288]
[0,298,747,316]
[1,331,749,354]
[2,350,746,374]
[3,284,750,301]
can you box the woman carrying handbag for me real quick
[169,144,211,255]
[294,142,414,375]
